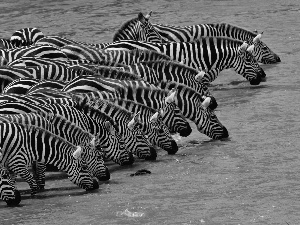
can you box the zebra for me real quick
[0,166,21,206]
[0,122,100,197]
[0,45,68,63]
[98,98,179,154]
[0,112,110,187]
[103,38,265,85]
[152,22,280,64]
[112,81,229,139]
[76,100,157,160]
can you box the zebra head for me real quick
[100,121,134,166]
[127,112,157,160]
[149,111,178,155]
[137,11,165,43]
[77,137,110,182]
[169,88,229,140]
[10,27,45,47]
[236,42,265,85]
[0,167,21,206]
[113,12,164,43]
[248,33,281,64]
[69,146,99,191]
[162,94,192,137]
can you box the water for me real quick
[0,0,299,224]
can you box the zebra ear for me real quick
[134,111,141,123]
[247,44,255,53]
[201,96,211,109]
[159,108,164,116]
[253,33,262,43]
[145,11,153,20]
[0,151,2,161]
[138,12,146,22]
[165,88,176,103]
[72,146,82,160]
[0,56,8,66]
[128,116,135,130]
[105,121,116,135]
[90,136,96,147]
[150,112,159,122]
[195,71,206,82]
[239,42,248,51]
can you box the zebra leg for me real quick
[32,161,46,190]
[13,166,39,195]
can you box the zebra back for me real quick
[7,56,69,67]
[153,22,280,64]
[36,35,110,49]
[120,60,211,96]
[2,78,40,94]
[0,45,68,63]
[26,79,67,94]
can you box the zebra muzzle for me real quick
[5,189,21,206]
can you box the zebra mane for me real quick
[109,98,158,113]
[113,14,141,41]
[129,49,171,60]
[76,101,121,133]
[94,66,143,80]
[91,99,134,121]
[206,23,258,38]
[188,36,244,46]
[117,84,169,101]
[140,60,199,73]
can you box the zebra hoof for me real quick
[5,190,21,206]
[86,178,99,191]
